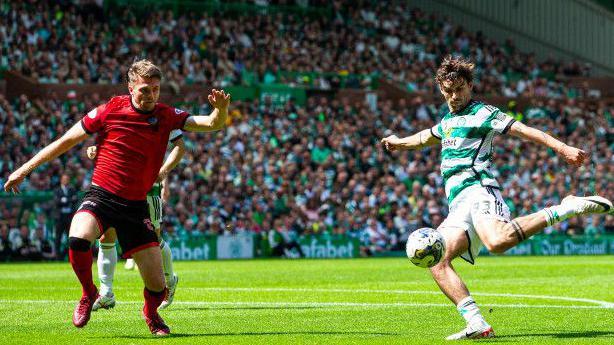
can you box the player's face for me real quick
[129,76,161,111]
[439,79,472,113]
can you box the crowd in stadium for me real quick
[0,90,612,260]
[2,1,592,96]
[0,1,612,260]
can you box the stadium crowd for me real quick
[0,90,612,260]
[0,0,612,260]
[1,1,593,97]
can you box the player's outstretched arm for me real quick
[161,177,170,203]
[157,137,185,182]
[381,129,439,152]
[4,122,89,193]
[183,89,230,132]
[508,121,587,167]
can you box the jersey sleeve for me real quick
[485,108,516,134]
[80,103,108,134]
[169,107,190,130]
[430,122,442,140]
[169,129,183,142]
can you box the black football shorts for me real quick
[76,186,158,258]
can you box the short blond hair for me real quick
[127,59,162,84]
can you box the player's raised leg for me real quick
[430,226,495,340]
[132,246,170,336]
[93,229,117,311]
[475,195,612,254]
[68,211,101,328]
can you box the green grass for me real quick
[0,256,613,344]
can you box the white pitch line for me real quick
[0,300,610,309]
[173,287,614,308]
[1,287,612,308]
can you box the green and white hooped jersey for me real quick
[147,182,162,198]
[145,129,182,227]
[430,100,516,203]
[147,183,163,229]
[145,128,182,198]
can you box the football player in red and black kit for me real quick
[4,59,230,336]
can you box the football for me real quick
[406,228,446,268]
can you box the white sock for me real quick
[97,242,117,296]
[540,202,576,226]
[457,296,488,327]
[160,240,175,286]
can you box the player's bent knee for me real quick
[477,221,516,254]
[481,233,506,253]
[485,242,508,254]
[483,225,515,254]
[69,212,101,241]
[429,259,451,276]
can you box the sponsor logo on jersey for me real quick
[442,138,458,149]
[147,116,158,125]
[78,200,97,210]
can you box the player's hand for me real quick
[560,145,587,167]
[381,135,402,152]
[3,168,28,194]
[86,146,97,160]
[208,89,230,110]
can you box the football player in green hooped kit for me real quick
[382,55,612,340]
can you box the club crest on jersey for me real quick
[147,116,158,125]
[174,108,185,115]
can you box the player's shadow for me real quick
[101,331,400,340]
[497,330,614,339]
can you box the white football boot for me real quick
[446,322,495,340]
[158,275,178,310]
[561,195,612,217]
[92,293,116,311]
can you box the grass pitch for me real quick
[0,256,612,344]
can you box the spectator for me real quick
[268,218,304,258]
[10,225,41,261]
[0,224,13,261]
[54,173,78,260]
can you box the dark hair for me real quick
[435,55,475,85]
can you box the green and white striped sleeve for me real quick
[485,108,516,134]
[430,122,442,140]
